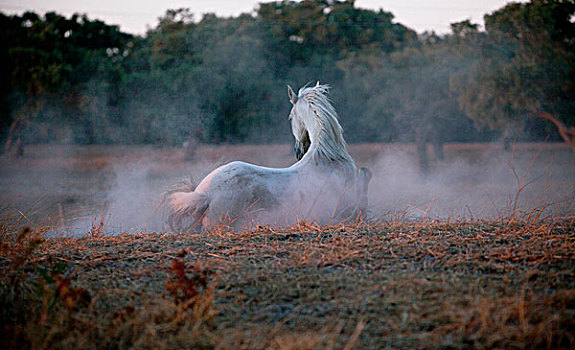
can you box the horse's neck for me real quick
[293,121,356,177]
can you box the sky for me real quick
[0,0,525,35]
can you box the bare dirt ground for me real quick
[1,219,574,349]
[1,143,574,349]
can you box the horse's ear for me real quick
[287,85,298,105]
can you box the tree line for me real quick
[1,0,574,155]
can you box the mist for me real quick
[0,140,571,238]
[363,144,574,221]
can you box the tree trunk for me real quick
[15,138,24,158]
[539,112,575,150]
[183,134,199,161]
[430,128,444,160]
[503,126,513,152]
[415,126,429,174]
[5,120,26,157]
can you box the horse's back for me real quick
[200,161,292,192]
[197,161,294,230]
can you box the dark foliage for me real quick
[1,0,573,148]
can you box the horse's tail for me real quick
[167,191,209,232]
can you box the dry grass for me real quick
[1,217,574,349]
[1,143,573,348]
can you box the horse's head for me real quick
[287,83,354,173]
[294,131,310,160]
[287,83,334,161]
[288,85,310,160]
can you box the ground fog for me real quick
[0,143,573,236]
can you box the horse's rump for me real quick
[168,191,209,231]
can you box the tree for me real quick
[1,11,133,149]
[257,0,417,77]
[3,1,569,150]
[452,0,575,149]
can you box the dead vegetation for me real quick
[1,143,574,348]
[1,217,574,349]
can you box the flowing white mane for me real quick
[292,84,355,171]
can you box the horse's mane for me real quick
[298,84,355,168]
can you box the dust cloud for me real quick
[362,144,574,222]
[1,142,572,237]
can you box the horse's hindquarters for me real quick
[195,161,294,231]
[167,191,209,232]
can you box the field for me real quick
[1,143,574,349]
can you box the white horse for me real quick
[167,83,371,232]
